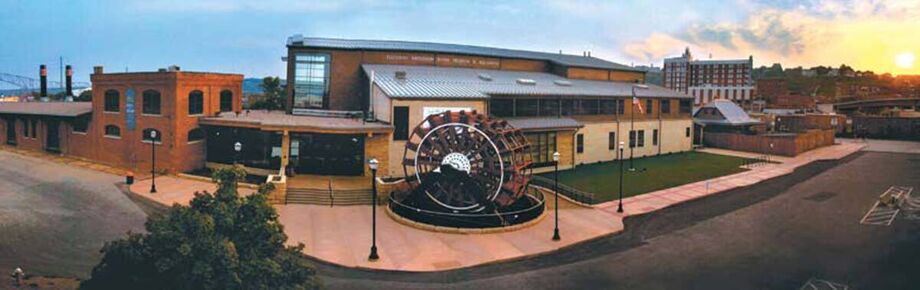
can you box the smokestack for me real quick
[40,64,48,102]
[65,65,73,102]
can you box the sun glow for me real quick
[895,52,915,69]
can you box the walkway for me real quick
[129,176,256,207]
[596,142,865,216]
[278,196,620,271]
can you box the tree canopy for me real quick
[80,166,319,290]
[249,77,285,110]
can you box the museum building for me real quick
[0,36,695,192]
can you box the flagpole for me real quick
[629,88,636,171]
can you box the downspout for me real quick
[658,98,663,155]
[367,70,375,122]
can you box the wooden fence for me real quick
[703,129,835,157]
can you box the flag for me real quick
[633,97,644,114]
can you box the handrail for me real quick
[530,175,595,204]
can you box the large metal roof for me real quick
[694,99,762,126]
[363,64,691,100]
[0,102,92,117]
[288,36,642,72]
[505,117,583,131]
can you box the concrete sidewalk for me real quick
[129,176,256,207]
[596,142,865,216]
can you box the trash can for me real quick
[126,171,135,185]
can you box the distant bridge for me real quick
[0,72,90,95]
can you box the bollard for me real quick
[126,171,135,185]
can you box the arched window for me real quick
[142,90,161,115]
[187,128,205,143]
[188,90,204,115]
[104,125,121,138]
[142,128,162,143]
[104,90,120,112]
[220,90,233,112]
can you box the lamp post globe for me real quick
[368,158,380,261]
[234,142,242,164]
[149,130,158,193]
[617,141,625,213]
[552,151,561,241]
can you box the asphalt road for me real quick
[317,151,920,289]
[0,151,146,279]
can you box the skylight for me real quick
[516,78,536,85]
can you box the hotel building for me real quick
[663,48,755,107]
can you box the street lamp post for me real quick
[234,142,242,165]
[629,84,648,172]
[368,158,380,261]
[149,130,157,193]
[617,141,625,213]
[552,151,561,241]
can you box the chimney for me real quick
[65,65,73,101]
[93,66,104,75]
[39,64,48,102]
[394,71,407,80]
[587,51,591,57]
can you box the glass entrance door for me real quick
[291,133,364,176]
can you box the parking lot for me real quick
[0,151,147,278]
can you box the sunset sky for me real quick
[1,0,918,82]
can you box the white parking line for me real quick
[860,201,900,226]
[800,277,848,290]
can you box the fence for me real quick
[530,175,595,204]
[703,129,835,157]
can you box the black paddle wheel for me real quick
[389,110,544,228]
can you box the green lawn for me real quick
[539,151,754,203]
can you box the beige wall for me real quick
[574,119,693,165]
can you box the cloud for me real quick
[622,0,920,74]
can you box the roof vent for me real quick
[553,80,572,86]
[395,71,407,80]
[478,73,492,81]
[168,65,181,72]
[516,78,536,85]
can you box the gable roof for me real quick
[288,36,642,72]
[0,102,92,117]
[363,64,690,100]
[694,99,761,126]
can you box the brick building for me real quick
[0,66,243,173]
[663,48,755,106]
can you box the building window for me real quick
[515,99,539,116]
[679,99,692,114]
[220,90,233,112]
[539,99,560,116]
[188,90,204,115]
[29,119,37,138]
[646,99,653,115]
[600,100,616,115]
[686,127,691,137]
[393,106,409,141]
[490,99,513,117]
[661,100,671,114]
[187,128,205,143]
[104,125,121,138]
[525,132,556,167]
[576,134,584,153]
[293,53,330,109]
[104,89,120,112]
[142,128,162,143]
[72,117,89,133]
[653,129,659,145]
[608,132,616,150]
[617,99,625,115]
[142,90,161,115]
[638,130,645,147]
[629,130,636,148]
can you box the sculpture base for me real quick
[388,188,545,229]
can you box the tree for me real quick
[250,77,285,110]
[76,89,93,102]
[80,166,319,290]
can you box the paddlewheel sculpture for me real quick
[390,110,544,228]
